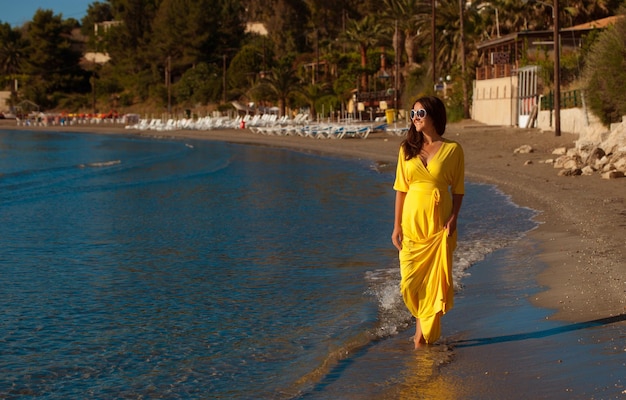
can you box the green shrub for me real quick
[584,11,626,126]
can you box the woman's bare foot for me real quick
[413,319,426,349]
[413,335,426,349]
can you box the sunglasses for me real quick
[410,109,427,119]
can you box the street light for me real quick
[222,54,227,104]
[166,56,172,114]
[394,19,399,113]
[553,0,561,136]
[431,0,437,86]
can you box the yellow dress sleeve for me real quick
[393,146,409,192]
[449,142,465,195]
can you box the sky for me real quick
[1,0,92,26]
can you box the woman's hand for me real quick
[445,194,464,236]
[444,216,457,237]
[392,191,407,251]
[392,226,403,251]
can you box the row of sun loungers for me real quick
[250,123,373,139]
[124,113,403,139]
[16,116,125,127]
[125,116,235,131]
[125,113,299,132]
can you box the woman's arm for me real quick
[444,193,464,236]
[392,191,407,250]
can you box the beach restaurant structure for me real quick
[471,16,620,132]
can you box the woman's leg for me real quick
[414,318,426,349]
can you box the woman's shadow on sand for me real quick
[452,313,626,348]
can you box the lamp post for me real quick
[86,53,100,114]
[222,54,227,105]
[459,0,469,118]
[494,7,500,38]
[431,0,436,86]
[92,69,97,114]
[553,0,561,136]
[394,19,399,113]
[166,56,172,115]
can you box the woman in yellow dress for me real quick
[391,96,465,348]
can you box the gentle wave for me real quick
[0,145,231,205]
[78,159,122,168]
[283,330,376,398]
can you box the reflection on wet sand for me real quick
[382,344,468,400]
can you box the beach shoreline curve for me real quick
[2,119,623,324]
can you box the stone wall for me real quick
[536,107,608,139]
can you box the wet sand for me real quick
[3,119,624,397]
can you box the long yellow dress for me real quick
[393,139,465,343]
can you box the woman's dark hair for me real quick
[401,96,447,160]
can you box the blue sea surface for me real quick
[0,130,538,398]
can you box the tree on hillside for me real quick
[487,0,543,34]
[176,62,223,105]
[22,10,87,107]
[343,15,385,91]
[96,0,159,104]
[151,0,216,69]
[215,0,246,54]
[562,0,622,26]
[228,41,273,97]
[382,0,430,70]
[106,0,159,69]
[0,22,27,106]
[263,0,310,57]
[303,0,346,40]
[151,0,246,69]
[81,1,114,39]
[435,0,481,117]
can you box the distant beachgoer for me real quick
[391,96,465,348]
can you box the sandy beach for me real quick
[2,119,624,396]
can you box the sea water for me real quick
[0,130,537,398]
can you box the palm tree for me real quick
[260,58,302,117]
[382,0,430,70]
[427,0,467,113]
[562,0,619,26]
[342,15,385,91]
[409,0,482,115]
[490,0,545,33]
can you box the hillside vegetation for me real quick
[1,0,624,123]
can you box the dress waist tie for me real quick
[409,185,444,231]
